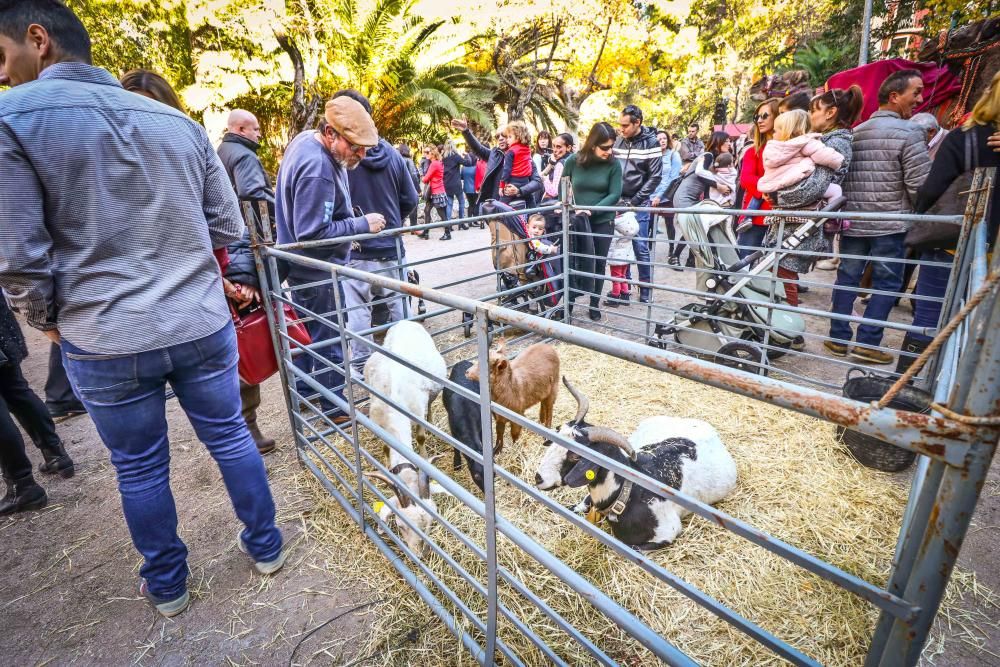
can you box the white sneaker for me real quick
[237,533,289,575]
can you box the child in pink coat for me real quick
[757,110,844,201]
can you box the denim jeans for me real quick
[911,249,954,343]
[630,208,652,285]
[736,224,767,261]
[288,279,347,414]
[60,324,282,600]
[829,233,906,347]
[447,191,466,221]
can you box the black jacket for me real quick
[0,297,28,367]
[347,139,420,260]
[613,125,663,205]
[443,152,474,196]
[463,128,543,210]
[217,133,275,205]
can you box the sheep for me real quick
[534,377,737,551]
[443,360,485,491]
[465,338,559,454]
[363,320,448,555]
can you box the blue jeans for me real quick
[60,324,281,600]
[911,249,954,343]
[736,224,767,260]
[447,191,466,222]
[288,279,346,414]
[829,233,907,347]
[630,208,652,285]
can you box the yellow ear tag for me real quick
[373,501,385,513]
[585,470,596,481]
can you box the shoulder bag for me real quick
[232,302,312,385]
[904,130,977,252]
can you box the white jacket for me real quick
[607,212,639,266]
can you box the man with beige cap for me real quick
[275,96,385,422]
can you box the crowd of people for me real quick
[1,0,999,623]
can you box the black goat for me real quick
[443,360,485,491]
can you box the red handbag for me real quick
[231,303,312,385]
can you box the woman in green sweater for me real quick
[562,122,623,320]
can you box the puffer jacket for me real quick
[607,211,640,265]
[758,134,845,193]
[842,111,931,237]
[613,126,662,205]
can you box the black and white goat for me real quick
[364,321,448,555]
[443,360,485,491]
[534,378,737,551]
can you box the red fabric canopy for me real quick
[824,58,962,126]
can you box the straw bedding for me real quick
[298,342,919,665]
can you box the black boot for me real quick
[0,475,48,516]
[894,333,930,378]
[417,230,430,239]
[459,223,470,230]
[588,297,602,321]
[639,287,652,303]
[439,228,452,240]
[38,442,75,478]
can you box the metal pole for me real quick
[474,309,499,665]
[859,0,874,66]
[331,269,366,529]
[561,178,573,323]
[878,247,1000,664]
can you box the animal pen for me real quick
[245,168,998,666]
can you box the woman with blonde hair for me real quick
[896,70,1000,373]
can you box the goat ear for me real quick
[496,358,509,372]
[564,458,597,488]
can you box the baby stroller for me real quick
[651,197,846,374]
[462,200,562,336]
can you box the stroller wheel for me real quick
[715,342,768,376]
[740,330,790,360]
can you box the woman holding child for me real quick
[759,86,863,306]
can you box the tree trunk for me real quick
[274,28,322,138]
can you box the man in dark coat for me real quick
[451,117,543,212]
[217,109,279,454]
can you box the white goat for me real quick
[364,321,447,555]
[535,378,737,551]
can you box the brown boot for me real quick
[240,382,275,454]
[248,422,276,455]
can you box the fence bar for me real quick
[878,246,1000,664]
[475,309,500,665]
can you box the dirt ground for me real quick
[1,222,997,666]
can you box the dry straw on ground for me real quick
[294,341,982,666]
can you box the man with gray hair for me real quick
[825,69,930,365]
[910,112,946,160]
[275,96,386,423]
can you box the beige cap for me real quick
[324,97,378,147]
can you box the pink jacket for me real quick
[757,134,844,193]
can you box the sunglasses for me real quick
[753,111,771,122]
[597,142,614,151]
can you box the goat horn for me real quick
[419,454,447,499]
[365,472,410,508]
[563,376,590,424]
[584,426,636,460]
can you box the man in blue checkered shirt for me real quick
[0,0,285,618]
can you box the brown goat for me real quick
[465,339,560,453]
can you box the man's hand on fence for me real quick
[366,213,387,233]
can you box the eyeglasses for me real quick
[753,111,771,122]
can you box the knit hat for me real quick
[324,97,378,147]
